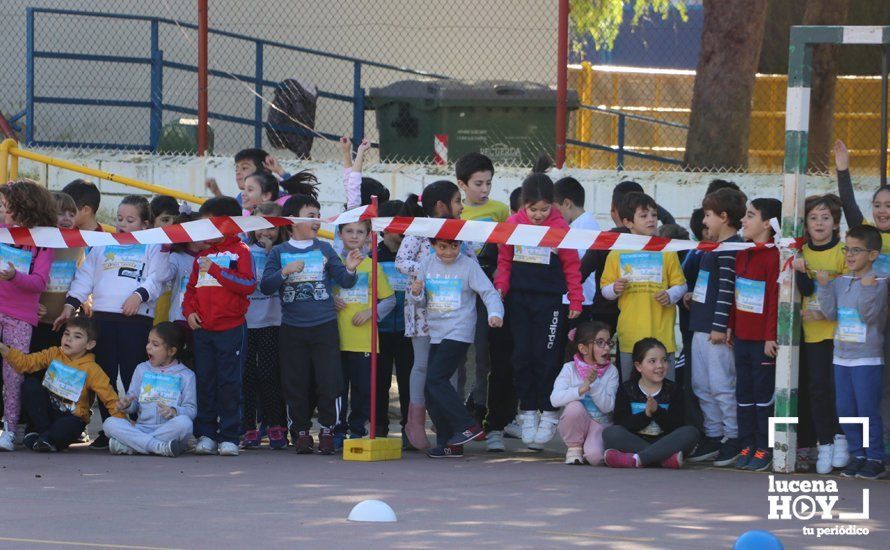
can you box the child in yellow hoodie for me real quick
[0,316,122,452]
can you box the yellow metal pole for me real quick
[9,145,206,204]
[0,138,13,183]
[580,61,593,167]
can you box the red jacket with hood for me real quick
[182,236,256,331]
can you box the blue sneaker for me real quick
[333,431,347,451]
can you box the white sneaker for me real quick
[832,434,849,468]
[504,420,523,439]
[519,410,538,445]
[486,430,505,452]
[0,429,15,452]
[109,437,134,455]
[218,442,239,456]
[194,436,218,455]
[154,439,185,457]
[533,411,560,446]
[816,443,833,474]
[565,446,584,465]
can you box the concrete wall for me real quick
[13,148,882,232]
[0,1,556,156]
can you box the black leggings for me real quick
[603,425,700,467]
[803,339,841,445]
[242,326,286,430]
[377,332,413,434]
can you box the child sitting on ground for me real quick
[602,338,700,469]
[0,317,122,452]
[104,322,196,457]
[550,321,619,465]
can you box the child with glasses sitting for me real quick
[550,321,619,465]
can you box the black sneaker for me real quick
[735,446,754,469]
[426,444,463,459]
[714,439,742,467]
[23,432,40,451]
[295,430,315,455]
[841,456,867,477]
[745,449,773,472]
[447,424,485,446]
[687,436,722,463]
[856,459,886,480]
[34,436,58,453]
[89,431,110,450]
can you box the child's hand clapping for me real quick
[578,370,597,396]
[282,259,305,276]
[644,394,658,418]
[157,403,176,420]
[344,249,363,271]
[352,309,372,327]
[654,290,671,307]
[411,279,424,296]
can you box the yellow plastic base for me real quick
[342,437,403,462]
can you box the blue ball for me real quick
[734,530,783,550]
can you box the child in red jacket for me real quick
[183,197,257,457]
[729,198,781,472]
[495,166,583,450]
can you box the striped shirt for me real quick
[689,235,742,334]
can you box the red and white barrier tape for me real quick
[0,203,803,254]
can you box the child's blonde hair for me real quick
[53,191,77,215]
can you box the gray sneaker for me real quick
[156,439,185,457]
[218,441,239,456]
[194,436,218,455]
[486,430,505,452]
[109,437,134,455]
[504,421,522,439]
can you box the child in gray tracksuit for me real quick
[816,224,887,479]
[409,238,504,457]
[104,323,197,457]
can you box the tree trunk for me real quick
[684,0,769,170]
[804,0,850,173]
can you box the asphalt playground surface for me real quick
[1,423,888,550]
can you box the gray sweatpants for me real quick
[103,415,192,455]
[602,424,700,466]
[691,331,737,439]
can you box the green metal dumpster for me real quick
[158,118,214,155]
[366,80,578,165]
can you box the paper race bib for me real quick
[381,262,407,292]
[630,401,669,436]
[425,277,462,312]
[0,243,33,274]
[581,395,611,424]
[873,253,890,276]
[251,250,268,279]
[47,260,77,293]
[196,252,236,288]
[618,252,663,284]
[102,245,146,281]
[836,307,867,343]
[43,360,87,407]
[735,277,766,314]
[805,281,822,312]
[692,270,709,303]
[139,371,182,407]
[514,245,552,265]
[282,250,325,283]
[338,272,369,304]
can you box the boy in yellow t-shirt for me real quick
[792,193,849,473]
[334,221,395,441]
[600,192,687,382]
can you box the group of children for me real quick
[0,139,885,480]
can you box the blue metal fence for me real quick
[21,8,449,152]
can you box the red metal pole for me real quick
[369,195,379,439]
[197,0,209,156]
[555,0,570,169]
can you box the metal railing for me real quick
[568,104,687,170]
[20,8,449,152]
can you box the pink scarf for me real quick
[574,354,610,380]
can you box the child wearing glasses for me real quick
[550,321,619,465]
[815,224,887,480]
